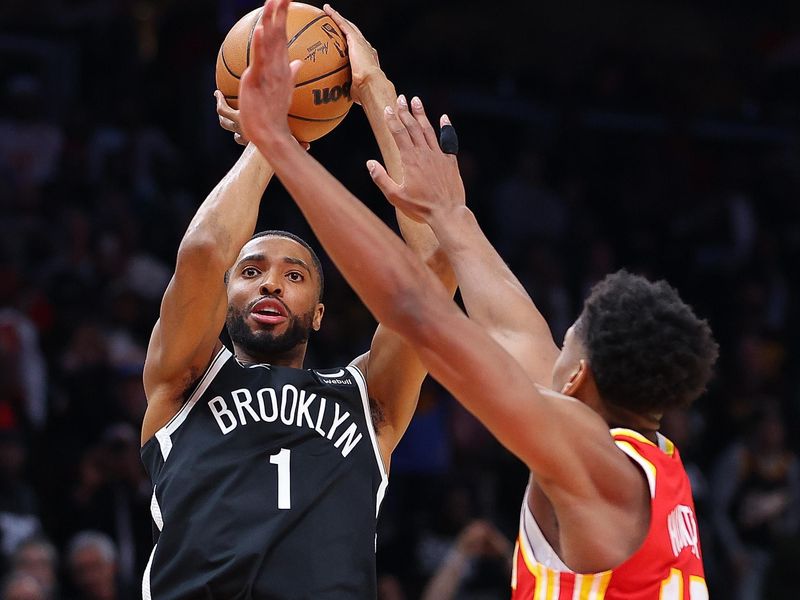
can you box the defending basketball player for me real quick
[140,5,454,598]
[363,63,719,600]
[238,2,719,598]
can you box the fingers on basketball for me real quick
[216,2,354,142]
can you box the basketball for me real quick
[216,3,353,142]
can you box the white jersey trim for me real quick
[155,346,232,461]
[317,368,347,378]
[150,486,163,532]
[142,544,156,600]
[615,440,657,498]
[346,365,389,518]
[519,485,572,572]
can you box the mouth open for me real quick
[250,298,288,326]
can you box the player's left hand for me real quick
[215,91,248,145]
[239,0,303,149]
[368,95,466,224]
[322,4,380,106]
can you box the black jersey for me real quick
[141,346,388,600]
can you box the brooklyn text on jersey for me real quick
[141,347,388,599]
[208,383,364,457]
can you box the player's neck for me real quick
[604,404,662,442]
[234,342,307,369]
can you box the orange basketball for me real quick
[215,3,353,142]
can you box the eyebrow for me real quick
[235,254,311,273]
[235,253,266,268]
[283,256,311,273]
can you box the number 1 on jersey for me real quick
[269,449,291,510]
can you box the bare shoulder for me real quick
[533,385,646,501]
[525,389,651,570]
[534,385,612,435]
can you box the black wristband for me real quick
[439,124,459,155]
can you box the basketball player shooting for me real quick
[238,1,719,598]
[140,4,454,598]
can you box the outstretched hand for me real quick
[239,0,303,150]
[367,96,466,224]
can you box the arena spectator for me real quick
[11,537,58,599]
[66,531,131,600]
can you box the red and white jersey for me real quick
[511,428,707,600]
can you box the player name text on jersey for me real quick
[208,384,363,457]
[667,504,700,559]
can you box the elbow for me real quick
[378,285,423,333]
[366,249,457,344]
[176,232,230,271]
[381,284,452,348]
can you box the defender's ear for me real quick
[560,359,590,397]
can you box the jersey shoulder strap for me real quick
[142,346,233,472]
[611,428,679,499]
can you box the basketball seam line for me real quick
[224,12,339,95]
[245,7,264,68]
[294,63,349,88]
[288,112,349,123]
[286,14,328,49]
[220,48,240,80]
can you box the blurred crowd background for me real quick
[1,0,799,598]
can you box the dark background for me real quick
[1,0,799,598]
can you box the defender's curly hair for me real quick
[576,270,718,413]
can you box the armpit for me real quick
[369,395,386,432]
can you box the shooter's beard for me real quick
[225,303,314,362]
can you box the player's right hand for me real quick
[322,4,380,105]
[367,95,466,224]
[215,90,310,151]
[215,90,248,145]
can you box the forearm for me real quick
[430,206,554,340]
[360,72,401,179]
[359,74,422,248]
[360,75,451,277]
[265,137,444,329]
[144,146,274,418]
[180,144,274,264]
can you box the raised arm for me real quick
[237,0,633,492]
[141,122,275,444]
[366,104,559,386]
[325,6,444,264]
[323,5,456,461]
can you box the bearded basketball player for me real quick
[140,6,454,598]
